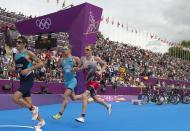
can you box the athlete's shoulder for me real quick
[94,56,101,60]
[26,50,35,56]
[81,56,86,60]
[81,56,86,59]
[73,56,80,61]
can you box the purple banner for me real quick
[141,77,190,86]
[0,79,65,94]
[0,79,141,95]
[15,2,102,57]
[0,94,136,110]
[96,95,137,102]
[15,2,103,94]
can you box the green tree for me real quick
[168,40,190,61]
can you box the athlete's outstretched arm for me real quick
[80,56,88,70]
[73,56,82,72]
[95,56,107,73]
[27,51,44,71]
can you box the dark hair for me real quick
[17,36,28,45]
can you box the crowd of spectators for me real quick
[0,7,190,88]
[95,36,190,87]
[0,6,31,24]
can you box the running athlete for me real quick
[53,44,82,120]
[75,44,112,123]
[11,36,45,129]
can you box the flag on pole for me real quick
[117,21,120,27]
[121,24,124,28]
[135,29,137,34]
[106,17,109,24]
[62,0,66,8]
[154,35,158,39]
[150,34,154,39]
[111,19,114,25]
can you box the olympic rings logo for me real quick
[36,18,51,30]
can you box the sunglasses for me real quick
[85,48,91,51]
[63,47,69,51]
[16,41,23,44]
